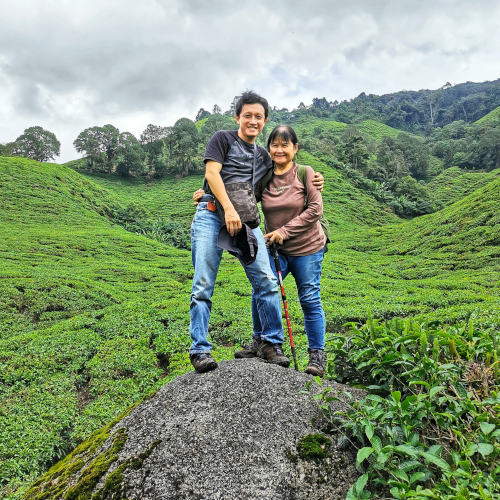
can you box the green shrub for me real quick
[312,317,499,499]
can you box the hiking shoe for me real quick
[235,337,262,359]
[190,353,218,373]
[305,349,327,377]
[259,341,290,367]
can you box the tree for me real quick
[74,126,107,172]
[212,104,221,115]
[337,129,369,172]
[73,124,120,173]
[140,124,169,145]
[227,96,241,116]
[469,126,500,171]
[116,132,145,177]
[394,133,430,180]
[140,124,170,179]
[195,108,211,121]
[371,137,409,183]
[312,97,330,111]
[199,114,236,143]
[12,126,60,162]
[165,118,200,176]
[100,124,120,173]
[0,142,15,157]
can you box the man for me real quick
[189,91,322,373]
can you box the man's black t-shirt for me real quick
[202,130,272,194]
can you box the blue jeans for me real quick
[189,201,284,353]
[254,247,325,350]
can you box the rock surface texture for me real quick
[26,359,363,499]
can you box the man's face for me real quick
[235,103,268,143]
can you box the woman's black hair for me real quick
[266,125,298,150]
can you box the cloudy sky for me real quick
[1,0,499,162]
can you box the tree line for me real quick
[1,82,498,218]
[282,79,500,133]
[71,113,236,179]
[0,112,236,178]
[296,113,499,217]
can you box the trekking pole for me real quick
[270,243,298,371]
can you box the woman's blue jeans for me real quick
[252,247,326,350]
[189,201,284,353]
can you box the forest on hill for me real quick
[1,79,498,223]
[0,79,499,498]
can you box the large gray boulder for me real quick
[26,359,363,499]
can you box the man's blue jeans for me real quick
[189,201,284,353]
[253,247,326,350]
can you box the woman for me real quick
[257,125,327,376]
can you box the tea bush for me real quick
[0,155,498,498]
[312,316,499,499]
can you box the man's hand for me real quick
[312,171,324,192]
[225,206,242,236]
[193,188,205,205]
[264,230,284,245]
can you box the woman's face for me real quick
[269,137,298,167]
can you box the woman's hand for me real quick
[193,188,205,205]
[264,230,285,245]
[312,172,324,192]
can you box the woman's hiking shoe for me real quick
[190,353,218,373]
[305,349,327,377]
[258,341,290,367]
[234,337,262,358]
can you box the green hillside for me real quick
[0,157,199,495]
[78,171,205,224]
[296,151,399,230]
[1,156,499,497]
[317,175,500,328]
[290,117,347,136]
[475,105,500,125]
[83,151,399,233]
[355,119,402,140]
[359,176,499,260]
[286,117,402,142]
[427,166,500,207]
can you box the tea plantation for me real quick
[0,155,498,498]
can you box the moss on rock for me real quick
[92,439,161,499]
[22,397,146,500]
[296,433,331,461]
[23,427,127,500]
[65,428,127,499]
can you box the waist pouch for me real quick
[216,182,260,229]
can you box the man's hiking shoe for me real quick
[190,353,218,373]
[259,341,290,367]
[234,337,262,358]
[305,349,327,377]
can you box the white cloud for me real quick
[0,0,499,161]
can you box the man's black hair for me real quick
[266,125,298,150]
[235,91,269,118]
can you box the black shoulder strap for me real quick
[297,164,308,206]
[254,167,273,202]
